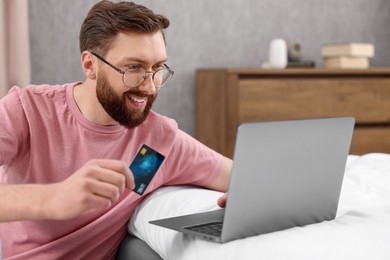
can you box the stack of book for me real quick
[321,43,375,69]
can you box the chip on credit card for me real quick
[130,144,165,195]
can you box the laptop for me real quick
[150,117,355,243]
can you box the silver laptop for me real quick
[150,117,355,243]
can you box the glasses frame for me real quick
[90,51,174,89]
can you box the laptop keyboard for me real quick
[183,221,223,236]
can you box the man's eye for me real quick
[154,64,165,70]
[126,65,141,71]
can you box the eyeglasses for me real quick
[90,51,174,89]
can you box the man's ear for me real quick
[81,51,97,80]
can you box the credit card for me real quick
[130,144,165,195]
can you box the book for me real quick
[323,56,369,69]
[321,43,374,58]
[287,60,316,68]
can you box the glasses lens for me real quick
[123,68,144,87]
[155,67,172,88]
[123,66,173,88]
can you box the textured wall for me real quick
[29,0,390,136]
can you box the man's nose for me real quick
[137,73,157,94]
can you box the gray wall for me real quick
[29,0,390,136]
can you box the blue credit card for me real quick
[130,144,165,195]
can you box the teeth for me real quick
[129,95,146,103]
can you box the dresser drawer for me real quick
[238,78,390,124]
[352,127,390,154]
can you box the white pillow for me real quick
[128,156,362,259]
[128,186,223,259]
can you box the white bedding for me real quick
[128,154,390,260]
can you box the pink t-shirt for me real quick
[0,83,223,259]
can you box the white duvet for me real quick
[129,154,390,260]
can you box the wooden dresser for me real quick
[196,68,390,158]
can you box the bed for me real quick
[119,153,390,260]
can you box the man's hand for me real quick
[0,159,134,222]
[42,159,134,220]
[217,192,227,208]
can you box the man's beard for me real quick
[96,74,156,128]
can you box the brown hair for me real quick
[79,0,170,55]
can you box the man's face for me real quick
[95,31,168,128]
[96,72,157,128]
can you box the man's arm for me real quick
[207,156,232,192]
[0,159,134,222]
[202,156,232,207]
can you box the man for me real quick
[0,1,231,258]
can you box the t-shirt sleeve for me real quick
[161,129,224,187]
[0,87,29,166]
